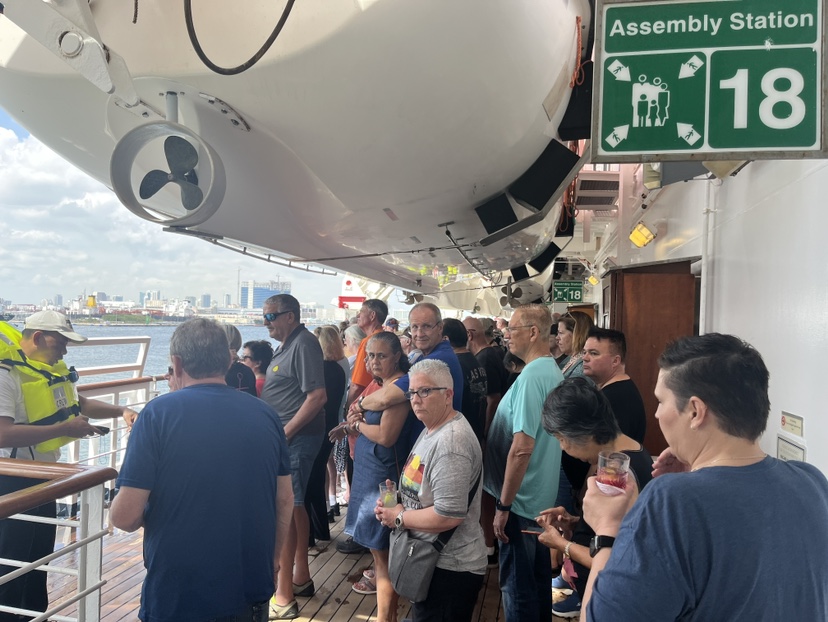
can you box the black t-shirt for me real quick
[322,360,346,434]
[456,351,487,442]
[225,361,257,397]
[475,346,509,397]
[602,379,647,443]
[570,446,654,596]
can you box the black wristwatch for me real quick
[589,535,616,558]
[356,396,366,412]
[495,499,512,512]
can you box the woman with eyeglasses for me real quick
[329,332,419,619]
[375,359,486,622]
[557,312,595,379]
[241,340,274,397]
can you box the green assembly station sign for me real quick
[553,282,584,303]
[592,0,826,161]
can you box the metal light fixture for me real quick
[587,273,600,286]
[629,222,656,248]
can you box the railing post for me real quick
[77,484,105,622]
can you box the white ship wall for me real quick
[708,159,827,473]
[599,159,828,473]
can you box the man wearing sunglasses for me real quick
[0,310,138,619]
[259,295,327,619]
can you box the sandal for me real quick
[308,543,327,557]
[362,568,375,581]
[293,578,315,597]
[269,598,298,620]
[352,575,377,595]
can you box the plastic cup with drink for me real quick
[596,451,630,496]
[379,482,398,507]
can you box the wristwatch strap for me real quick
[495,498,512,512]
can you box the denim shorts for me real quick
[288,433,322,505]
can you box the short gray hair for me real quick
[343,324,366,347]
[410,302,442,324]
[264,294,300,318]
[409,358,453,390]
[170,318,231,379]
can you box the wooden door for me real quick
[609,265,697,455]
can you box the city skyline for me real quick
[0,109,346,309]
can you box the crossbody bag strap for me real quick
[433,469,482,552]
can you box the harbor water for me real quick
[66,324,280,384]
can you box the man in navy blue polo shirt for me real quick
[112,318,292,622]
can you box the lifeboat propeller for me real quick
[110,121,225,227]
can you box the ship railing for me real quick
[0,460,117,622]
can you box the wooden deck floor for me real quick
[48,510,578,621]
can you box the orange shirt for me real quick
[351,327,384,388]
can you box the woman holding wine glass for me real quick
[534,377,653,618]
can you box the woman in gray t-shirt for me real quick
[376,359,487,622]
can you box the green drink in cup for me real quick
[380,482,397,507]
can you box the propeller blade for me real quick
[176,180,204,210]
[139,170,172,199]
[165,136,199,176]
[512,286,523,299]
[500,296,508,307]
[414,294,424,302]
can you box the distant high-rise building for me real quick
[138,291,146,306]
[54,294,63,307]
[239,278,292,310]
[200,294,211,308]
[184,296,197,305]
[224,293,232,307]
[147,290,161,301]
[111,295,124,302]
[92,291,108,302]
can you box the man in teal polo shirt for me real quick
[484,303,564,622]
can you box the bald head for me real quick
[463,316,488,355]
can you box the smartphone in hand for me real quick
[92,425,110,435]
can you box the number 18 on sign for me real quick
[593,0,825,161]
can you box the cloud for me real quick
[0,131,344,307]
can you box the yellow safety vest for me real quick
[0,322,80,453]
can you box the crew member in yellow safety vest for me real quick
[0,310,139,620]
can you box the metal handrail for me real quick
[0,460,117,519]
[70,335,151,380]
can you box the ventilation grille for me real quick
[574,170,620,211]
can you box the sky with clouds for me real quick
[0,111,345,308]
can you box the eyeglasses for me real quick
[263,310,291,322]
[409,323,439,333]
[503,325,535,334]
[404,387,447,400]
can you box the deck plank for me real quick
[43,508,576,621]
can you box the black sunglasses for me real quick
[263,310,291,322]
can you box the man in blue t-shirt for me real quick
[112,319,292,622]
[582,333,828,621]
